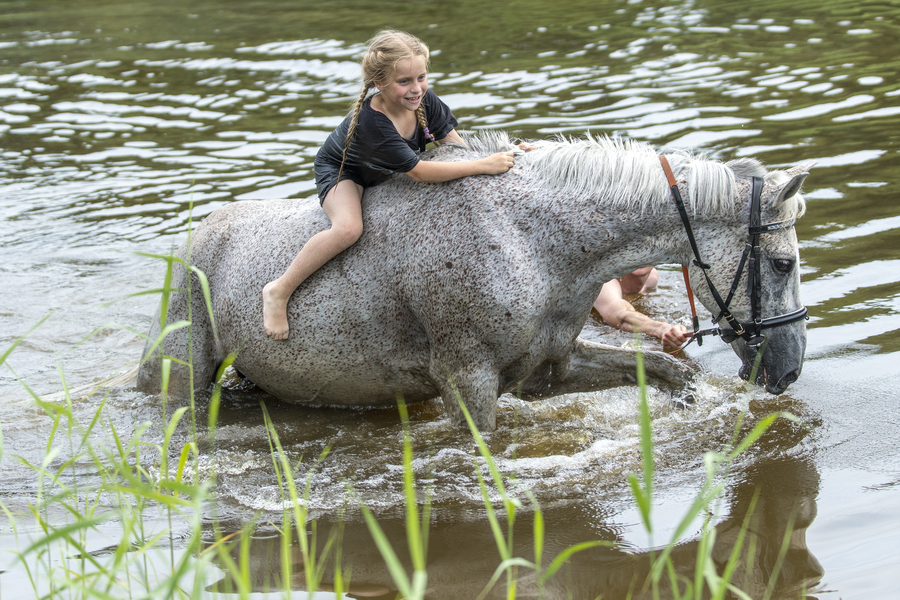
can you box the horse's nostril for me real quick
[780,369,801,387]
[765,369,801,395]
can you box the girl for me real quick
[263,29,516,340]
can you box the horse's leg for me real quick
[516,337,693,399]
[137,261,220,398]
[431,357,501,431]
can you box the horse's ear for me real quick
[776,173,808,203]
[775,161,815,204]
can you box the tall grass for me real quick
[0,358,213,597]
[0,253,807,599]
[629,339,803,600]
[358,398,430,600]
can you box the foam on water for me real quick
[164,366,780,522]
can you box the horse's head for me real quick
[686,161,813,394]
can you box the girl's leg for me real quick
[263,180,364,340]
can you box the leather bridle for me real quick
[659,156,808,349]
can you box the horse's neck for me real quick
[510,188,689,282]
[588,218,685,281]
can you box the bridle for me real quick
[659,156,808,349]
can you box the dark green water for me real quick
[2,0,899,597]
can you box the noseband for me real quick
[659,156,808,348]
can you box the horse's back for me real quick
[185,196,436,404]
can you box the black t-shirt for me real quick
[313,88,458,200]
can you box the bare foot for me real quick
[263,281,290,340]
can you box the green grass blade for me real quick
[207,352,237,453]
[190,265,222,349]
[727,412,798,461]
[138,321,191,363]
[20,513,111,556]
[0,313,52,368]
[476,557,536,600]
[632,342,654,535]
[628,473,651,533]
[540,540,612,583]
[397,399,425,573]
[761,510,797,600]
[474,465,510,562]
[712,490,760,600]
[360,504,414,599]
[455,393,508,499]
[531,494,544,572]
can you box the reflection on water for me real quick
[2,0,900,597]
[206,454,823,599]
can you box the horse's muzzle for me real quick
[738,362,801,394]
[767,368,801,395]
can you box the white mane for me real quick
[459,132,804,220]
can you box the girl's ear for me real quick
[373,80,384,91]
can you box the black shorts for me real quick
[314,154,365,206]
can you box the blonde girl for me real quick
[263,29,516,340]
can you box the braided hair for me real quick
[337,30,434,183]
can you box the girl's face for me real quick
[375,55,429,114]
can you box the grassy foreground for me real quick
[0,253,808,599]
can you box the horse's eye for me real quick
[772,258,793,274]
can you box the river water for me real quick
[1,0,899,598]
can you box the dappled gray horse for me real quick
[137,133,811,430]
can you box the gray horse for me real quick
[136,133,811,430]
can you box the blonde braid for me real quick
[337,84,372,184]
[416,103,436,144]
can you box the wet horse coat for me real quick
[137,134,810,429]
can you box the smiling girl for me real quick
[263,29,516,340]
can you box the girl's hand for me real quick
[481,151,516,174]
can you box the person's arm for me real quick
[594,280,691,348]
[405,149,514,183]
[403,127,513,183]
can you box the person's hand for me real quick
[517,142,537,152]
[481,151,516,174]
[659,323,692,348]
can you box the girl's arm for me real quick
[405,153,514,183]
[406,129,514,183]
